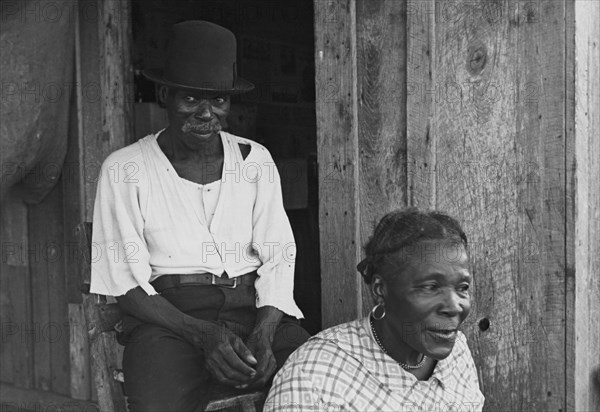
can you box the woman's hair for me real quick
[357,207,468,284]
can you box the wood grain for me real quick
[0,191,31,387]
[0,382,98,411]
[78,0,133,222]
[513,1,567,409]
[314,0,362,327]
[314,0,597,407]
[355,0,408,315]
[46,181,70,396]
[0,194,16,385]
[429,0,566,409]
[71,0,133,400]
[28,186,54,392]
[406,0,436,210]
[566,0,600,410]
[82,294,126,412]
[68,303,91,401]
[77,222,126,411]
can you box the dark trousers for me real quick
[120,283,309,412]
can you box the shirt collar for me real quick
[358,316,460,388]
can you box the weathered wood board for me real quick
[430,1,566,409]
[316,0,599,409]
[356,0,408,315]
[566,0,600,410]
[406,0,436,210]
[314,0,362,327]
[28,182,70,395]
[66,0,134,401]
[0,192,32,388]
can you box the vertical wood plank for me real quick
[68,303,91,400]
[46,182,70,396]
[314,0,361,327]
[77,0,103,223]
[72,0,133,400]
[513,1,567,409]
[99,0,135,153]
[28,191,53,391]
[78,0,134,222]
[431,0,567,409]
[66,2,94,400]
[0,196,15,385]
[355,0,407,315]
[65,7,85,304]
[566,0,600,410]
[76,222,126,411]
[0,192,33,388]
[0,264,13,384]
[432,5,519,409]
[0,192,31,387]
[406,0,436,209]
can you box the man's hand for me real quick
[234,305,284,389]
[240,333,277,389]
[202,324,258,386]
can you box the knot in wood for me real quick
[467,41,488,75]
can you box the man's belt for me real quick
[151,271,257,292]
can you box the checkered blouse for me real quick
[265,317,485,411]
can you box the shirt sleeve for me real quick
[251,148,304,318]
[89,150,157,297]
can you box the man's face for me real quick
[163,88,231,148]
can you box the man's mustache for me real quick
[181,121,222,134]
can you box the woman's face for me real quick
[375,239,471,360]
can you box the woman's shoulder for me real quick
[291,319,367,361]
[313,318,365,342]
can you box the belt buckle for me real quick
[211,274,237,289]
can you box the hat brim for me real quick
[143,69,255,95]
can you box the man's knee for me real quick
[274,321,310,348]
[272,321,310,369]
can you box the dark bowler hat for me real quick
[143,20,254,94]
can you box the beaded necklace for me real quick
[369,317,427,370]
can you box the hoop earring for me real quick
[370,302,386,320]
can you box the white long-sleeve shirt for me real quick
[90,131,304,319]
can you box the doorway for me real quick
[131,0,321,334]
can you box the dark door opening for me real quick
[131,0,321,334]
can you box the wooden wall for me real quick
[567,0,600,409]
[315,0,599,411]
[1,0,132,409]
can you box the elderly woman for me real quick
[90,21,308,412]
[265,208,485,411]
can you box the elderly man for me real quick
[90,21,309,412]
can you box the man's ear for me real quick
[157,86,169,108]
[371,274,387,304]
